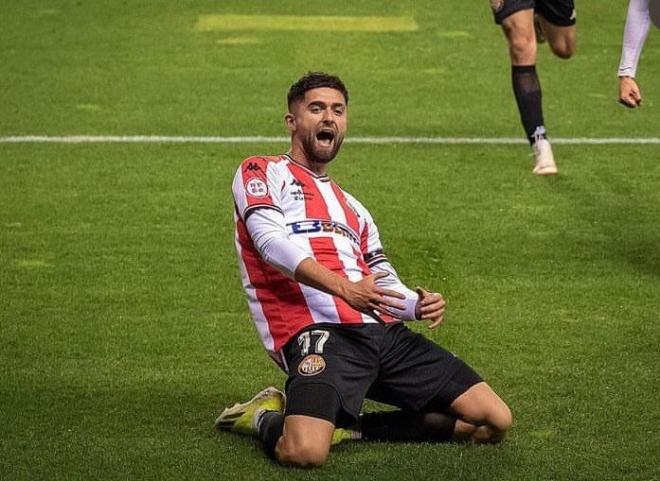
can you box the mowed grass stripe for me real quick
[2,135,660,144]
[196,14,418,32]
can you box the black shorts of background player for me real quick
[490,0,577,176]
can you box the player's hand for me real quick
[341,272,406,317]
[619,77,642,108]
[415,287,446,329]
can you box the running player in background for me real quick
[216,72,512,467]
[490,0,577,176]
[618,0,653,108]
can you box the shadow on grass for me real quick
[552,173,660,277]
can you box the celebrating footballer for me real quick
[217,72,512,467]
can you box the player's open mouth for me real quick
[316,129,335,147]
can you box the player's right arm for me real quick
[232,158,404,316]
[619,77,642,109]
[293,258,405,317]
[618,0,651,107]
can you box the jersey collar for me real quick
[283,153,331,181]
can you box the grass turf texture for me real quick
[1,1,659,480]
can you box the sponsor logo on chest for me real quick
[289,219,359,245]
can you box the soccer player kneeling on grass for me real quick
[216,72,512,467]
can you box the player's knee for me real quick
[549,35,576,59]
[508,36,537,64]
[550,42,575,59]
[474,425,506,444]
[474,405,512,445]
[465,401,513,436]
[492,402,513,433]
[277,439,330,467]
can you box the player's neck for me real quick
[287,148,328,176]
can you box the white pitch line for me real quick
[0,135,290,144]
[1,135,660,145]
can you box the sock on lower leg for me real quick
[257,411,284,458]
[512,65,547,144]
[360,411,457,443]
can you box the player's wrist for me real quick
[335,277,354,302]
[414,301,422,320]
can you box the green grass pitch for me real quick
[1,1,659,480]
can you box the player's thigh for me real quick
[367,324,476,412]
[283,324,379,426]
[500,9,537,64]
[500,8,535,36]
[536,0,576,57]
[448,381,512,431]
[491,0,535,26]
[539,18,576,58]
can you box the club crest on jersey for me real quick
[298,354,326,376]
[245,178,268,198]
[289,178,313,201]
[490,0,504,13]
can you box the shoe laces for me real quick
[532,126,547,145]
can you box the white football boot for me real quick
[532,138,558,176]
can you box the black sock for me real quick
[512,65,547,144]
[257,411,284,458]
[360,411,456,443]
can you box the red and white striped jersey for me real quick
[232,154,415,366]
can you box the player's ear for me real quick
[284,112,296,131]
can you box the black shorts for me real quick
[281,323,482,427]
[491,0,576,26]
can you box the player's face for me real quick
[286,87,347,164]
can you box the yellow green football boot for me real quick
[331,428,361,445]
[215,387,285,436]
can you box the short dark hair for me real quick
[287,72,349,110]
